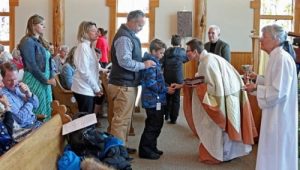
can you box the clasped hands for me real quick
[167,83,183,94]
[243,72,258,93]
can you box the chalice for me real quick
[241,65,253,84]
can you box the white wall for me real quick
[15,0,253,51]
[64,0,109,47]
[206,0,253,51]
[15,0,52,45]
[155,0,194,47]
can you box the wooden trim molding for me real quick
[53,0,64,53]
[260,15,293,20]
[8,0,19,51]
[295,0,300,33]
[106,0,117,46]
[149,0,159,40]
[250,0,260,73]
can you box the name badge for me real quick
[156,102,161,110]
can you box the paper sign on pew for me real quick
[62,113,97,135]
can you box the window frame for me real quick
[106,0,159,51]
[0,0,19,52]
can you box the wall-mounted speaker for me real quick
[177,11,192,37]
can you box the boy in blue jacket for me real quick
[139,39,175,160]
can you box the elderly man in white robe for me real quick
[183,39,257,164]
[245,24,298,170]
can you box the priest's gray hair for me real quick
[261,24,287,45]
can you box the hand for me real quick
[171,83,183,89]
[36,114,46,121]
[244,83,257,93]
[95,90,103,97]
[0,96,11,111]
[47,78,56,86]
[144,60,156,69]
[167,86,175,94]
[248,72,257,81]
[18,82,32,97]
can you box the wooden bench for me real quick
[0,100,71,170]
[53,74,79,116]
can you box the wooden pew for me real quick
[53,74,79,116]
[0,100,71,170]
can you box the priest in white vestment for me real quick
[183,39,257,164]
[245,24,298,170]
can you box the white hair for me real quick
[0,51,13,63]
[208,25,221,34]
[261,24,287,45]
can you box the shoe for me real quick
[139,152,160,160]
[126,147,137,154]
[154,149,163,155]
[126,156,134,162]
[168,120,176,124]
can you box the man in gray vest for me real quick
[108,10,155,154]
[204,25,231,62]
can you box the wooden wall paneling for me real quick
[231,52,252,74]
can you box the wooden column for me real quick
[184,0,207,79]
[106,0,117,47]
[53,0,64,53]
[250,0,260,73]
[9,0,19,51]
[194,0,206,41]
[295,0,300,34]
[149,0,159,40]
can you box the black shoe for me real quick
[139,152,160,160]
[169,120,176,124]
[126,156,134,162]
[154,149,163,155]
[126,147,137,154]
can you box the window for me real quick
[0,0,19,52]
[250,0,297,73]
[260,0,294,32]
[0,0,10,51]
[106,0,159,55]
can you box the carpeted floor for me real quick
[99,102,258,170]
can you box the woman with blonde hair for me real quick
[71,21,102,113]
[18,14,56,121]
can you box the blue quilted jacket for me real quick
[141,52,168,109]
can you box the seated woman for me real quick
[11,48,24,70]
[59,46,76,90]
